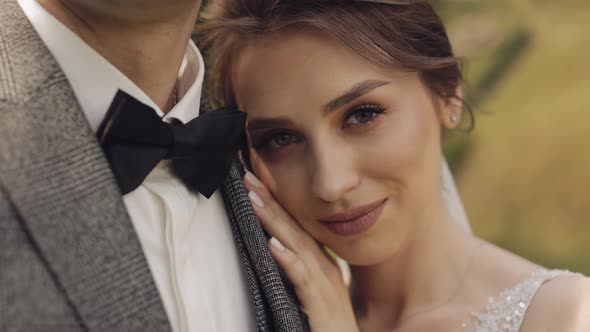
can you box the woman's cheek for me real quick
[274,169,310,215]
[250,148,309,215]
[352,118,430,201]
[353,120,412,172]
[249,149,281,192]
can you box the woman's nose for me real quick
[310,144,360,203]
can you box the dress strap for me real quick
[469,269,580,332]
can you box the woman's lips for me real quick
[319,198,387,236]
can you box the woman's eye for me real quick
[257,132,300,150]
[344,105,386,127]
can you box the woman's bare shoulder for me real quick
[520,274,590,332]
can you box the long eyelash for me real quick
[360,104,386,110]
[351,104,387,113]
[345,104,386,118]
[343,104,387,125]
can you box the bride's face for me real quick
[234,28,452,265]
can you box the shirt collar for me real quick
[17,0,205,132]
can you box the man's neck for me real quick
[38,0,201,113]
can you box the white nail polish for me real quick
[270,237,285,252]
[248,191,265,208]
[244,172,262,188]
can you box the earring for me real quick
[450,113,458,123]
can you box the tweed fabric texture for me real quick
[0,1,172,330]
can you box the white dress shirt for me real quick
[18,1,256,331]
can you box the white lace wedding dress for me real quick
[466,269,580,332]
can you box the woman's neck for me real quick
[349,199,478,330]
[39,0,200,113]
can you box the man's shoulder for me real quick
[0,0,21,103]
[0,0,65,105]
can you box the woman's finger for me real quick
[243,171,299,228]
[243,173,356,331]
[243,172,314,250]
[268,237,325,310]
[244,172,342,282]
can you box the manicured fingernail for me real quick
[244,171,262,188]
[270,237,285,252]
[248,191,265,208]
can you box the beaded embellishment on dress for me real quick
[467,269,579,332]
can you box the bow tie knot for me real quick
[98,90,246,197]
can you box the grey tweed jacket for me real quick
[0,0,308,331]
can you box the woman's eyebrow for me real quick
[247,80,390,131]
[323,80,390,114]
[247,117,294,131]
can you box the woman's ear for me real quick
[439,86,464,129]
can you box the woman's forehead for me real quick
[233,29,403,110]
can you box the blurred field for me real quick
[442,0,590,274]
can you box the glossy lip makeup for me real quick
[319,198,388,236]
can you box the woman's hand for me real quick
[243,171,359,332]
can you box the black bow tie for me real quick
[97,90,246,198]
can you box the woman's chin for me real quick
[329,240,403,267]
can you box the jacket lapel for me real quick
[221,162,309,332]
[0,2,171,330]
[200,97,309,332]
